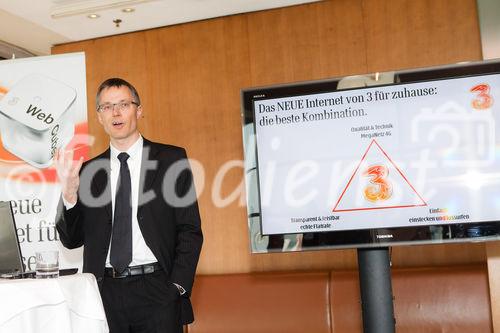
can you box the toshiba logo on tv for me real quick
[376,234,394,239]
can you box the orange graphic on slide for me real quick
[363,164,393,202]
[470,83,493,110]
[333,139,427,212]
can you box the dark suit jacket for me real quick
[56,138,203,324]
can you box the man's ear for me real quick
[136,105,143,119]
[97,112,104,125]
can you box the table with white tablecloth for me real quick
[0,273,108,333]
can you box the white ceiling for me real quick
[0,0,320,56]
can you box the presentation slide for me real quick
[254,74,500,235]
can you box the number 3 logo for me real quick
[363,164,393,202]
[470,84,493,110]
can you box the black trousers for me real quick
[101,270,183,333]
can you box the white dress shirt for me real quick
[106,136,157,268]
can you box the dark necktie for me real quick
[110,152,132,273]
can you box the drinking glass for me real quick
[35,250,59,279]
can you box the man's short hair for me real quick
[95,78,141,110]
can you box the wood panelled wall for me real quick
[52,0,484,275]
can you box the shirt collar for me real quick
[110,135,143,163]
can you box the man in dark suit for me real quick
[55,78,203,332]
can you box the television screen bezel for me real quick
[241,59,500,252]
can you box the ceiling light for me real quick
[122,8,135,13]
[87,14,100,19]
[51,0,158,19]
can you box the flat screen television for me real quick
[241,60,500,253]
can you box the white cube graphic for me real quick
[0,74,76,168]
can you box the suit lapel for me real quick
[138,139,162,221]
[140,138,162,194]
[137,139,164,259]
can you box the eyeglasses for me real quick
[97,101,139,113]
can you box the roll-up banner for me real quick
[0,53,89,271]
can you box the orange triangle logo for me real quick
[333,139,427,212]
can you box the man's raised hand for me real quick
[54,149,84,205]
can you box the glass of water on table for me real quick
[35,250,59,278]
